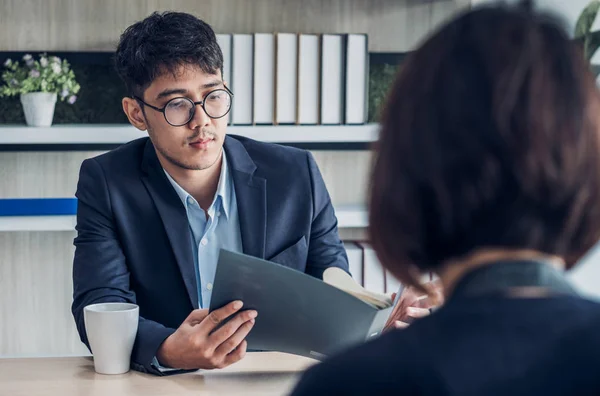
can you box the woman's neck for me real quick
[436,248,565,299]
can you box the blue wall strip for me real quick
[0,198,78,216]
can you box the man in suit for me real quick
[71,11,351,375]
[72,11,432,376]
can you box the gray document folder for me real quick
[209,249,393,360]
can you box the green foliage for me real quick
[575,1,600,63]
[51,64,128,124]
[575,1,599,38]
[368,63,401,123]
[0,53,80,102]
[0,62,128,124]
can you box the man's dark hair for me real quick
[369,2,600,288]
[115,11,223,97]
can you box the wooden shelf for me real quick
[0,204,367,231]
[0,124,378,151]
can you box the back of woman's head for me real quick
[369,1,600,287]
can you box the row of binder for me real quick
[216,33,369,126]
[344,241,435,295]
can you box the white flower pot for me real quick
[20,92,57,127]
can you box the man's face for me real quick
[139,65,229,171]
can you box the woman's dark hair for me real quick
[115,11,223,97]
[369,2,600,288]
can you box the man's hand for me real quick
[384,280,444,331]
[156,300,257,370]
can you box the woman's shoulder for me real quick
[290,328,425,396]
[556,296,600,342]
[290,296,600,395]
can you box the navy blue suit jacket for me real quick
[71,135,349,375]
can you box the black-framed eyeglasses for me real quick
[134,87,233,126]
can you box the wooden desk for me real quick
[0,352,317,396]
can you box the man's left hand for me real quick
[384,280,444,331]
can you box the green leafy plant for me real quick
[575,0,600,75]
[368,63,401,123]
[0,53,81,103]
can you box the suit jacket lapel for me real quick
[224,136,267,259]
[140,140,199,309]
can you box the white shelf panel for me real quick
[0,124,378,145]
[0,216,76,232]
[335,204,368,228]
[0,206,367,231]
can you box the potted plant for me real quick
[0,53,80,127]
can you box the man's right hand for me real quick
[156,300,257,370]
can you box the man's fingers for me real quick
[386,298,408,324]
[406,307,431,319]
[223,339,248,366]
[214,318,255,357]
[383,319,409,332]
[183,309,209,326]
[382,281,442,332]
[424,279,445,306]
[394,321,409,329]
[413,295,437,309]
[198,300,244,333]
[401,287,427,307]
[407,281,444,309]
[414,295,443,310]
[209,310,257,347]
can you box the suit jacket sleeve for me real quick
[305,151,350,278]
[71,158,175,376]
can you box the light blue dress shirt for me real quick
[163,150,243,309]
[154,151,242,371]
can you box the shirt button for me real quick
[201,238,208,246]
[206,283,213,291]
[216,211,221,217]
[187,196,194,205]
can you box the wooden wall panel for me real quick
[0,152,103,199]
[0,232,89,357]
[311,151,372,206]
[0,150,370,204]
[0,0,470,52]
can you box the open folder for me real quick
[209,250,395,360]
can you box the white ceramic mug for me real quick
[84,302,139,375]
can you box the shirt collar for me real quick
[163,149,232,219]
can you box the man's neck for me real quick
[160,151,223,211]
